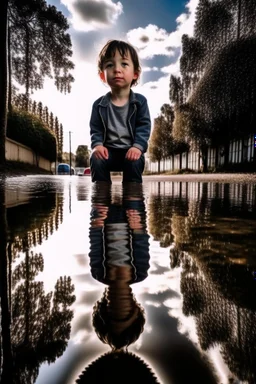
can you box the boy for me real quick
[89,40,151,183]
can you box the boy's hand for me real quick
[125,147,142,161]
[91,204,109,227]
[93,145,109,159]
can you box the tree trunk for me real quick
[7,19,12,113]
[237,0,242,39]
[253,138,256,166]
[215,146,219,169]
[224,142,230,168]
[0,0,9,167]
[25,25,30,111]
[201,146,208,173]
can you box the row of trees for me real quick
[148,104,188,172]
[13,93,64,162]
[149,0,256,171]
[0,0,74,166]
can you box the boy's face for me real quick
[100,50,138,90]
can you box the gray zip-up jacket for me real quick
[90,90,151,153]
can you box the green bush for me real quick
[7,109,57,162]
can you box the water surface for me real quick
[0,175,256,384]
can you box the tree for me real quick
[62,151,75,165]
[76,145,90,167]
[169,75,184,106]
[58,123,63,161]
[179,35,205,99]
[148,116,165,173]
[159,104,176,161]
[149,103,188,171]
[0,0,9,166]
[8,0,74,110]
[187,37,256,167]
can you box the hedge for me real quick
[7,109,57,162]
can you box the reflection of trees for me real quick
[0,183,75,383]
[167,181,256,383]
[6,191,64,315]
[221,309,256,383]
[11,249,76,383]
[7,193,64,244]
[76,351,160,384]
[148,189,189,247]
[76,180,89,201]
[171,251,256,383]
[180,258,206,317]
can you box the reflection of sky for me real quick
[24,178,233,384]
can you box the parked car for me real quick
[57,163,74,175]
[84,167,91,176]
[76,167,85,176]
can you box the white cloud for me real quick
[33,62,107,152]
[137,76,171,123]
[126,0,198,59]
[167,0,197,47]
[127,24,176,59]
[126,0,198,125]
[61,0,123,32]
[142,66,159,72]
[161,62,180,76]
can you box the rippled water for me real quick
[0,175,256,384]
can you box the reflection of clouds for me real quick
[76,290,100,305]
[134,244,181,298]
[73,273,94,283]
[74,253,89,267]
[71,285,103,340]
[168,292,229,382]
[144,301,161,308]
[72,312,92,338]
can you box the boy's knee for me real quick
[124,157,144,169]
[90,154,106,166]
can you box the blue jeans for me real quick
[90,148,145,183]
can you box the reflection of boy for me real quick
[89,40,151,183]
[89,184,150,284]
[92,277,145,351]
[89,184,150,351]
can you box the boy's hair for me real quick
[92,288,145,350]
[98,40,141,86]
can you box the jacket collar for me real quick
[98,89,139,107]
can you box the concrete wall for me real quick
[6,137,52,172]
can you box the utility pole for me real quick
[69,131,72,175]
[0,0,9,167]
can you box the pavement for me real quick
[90,173,256,184]
[116,173,256,184]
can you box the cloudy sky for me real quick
[34,0,199,152]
